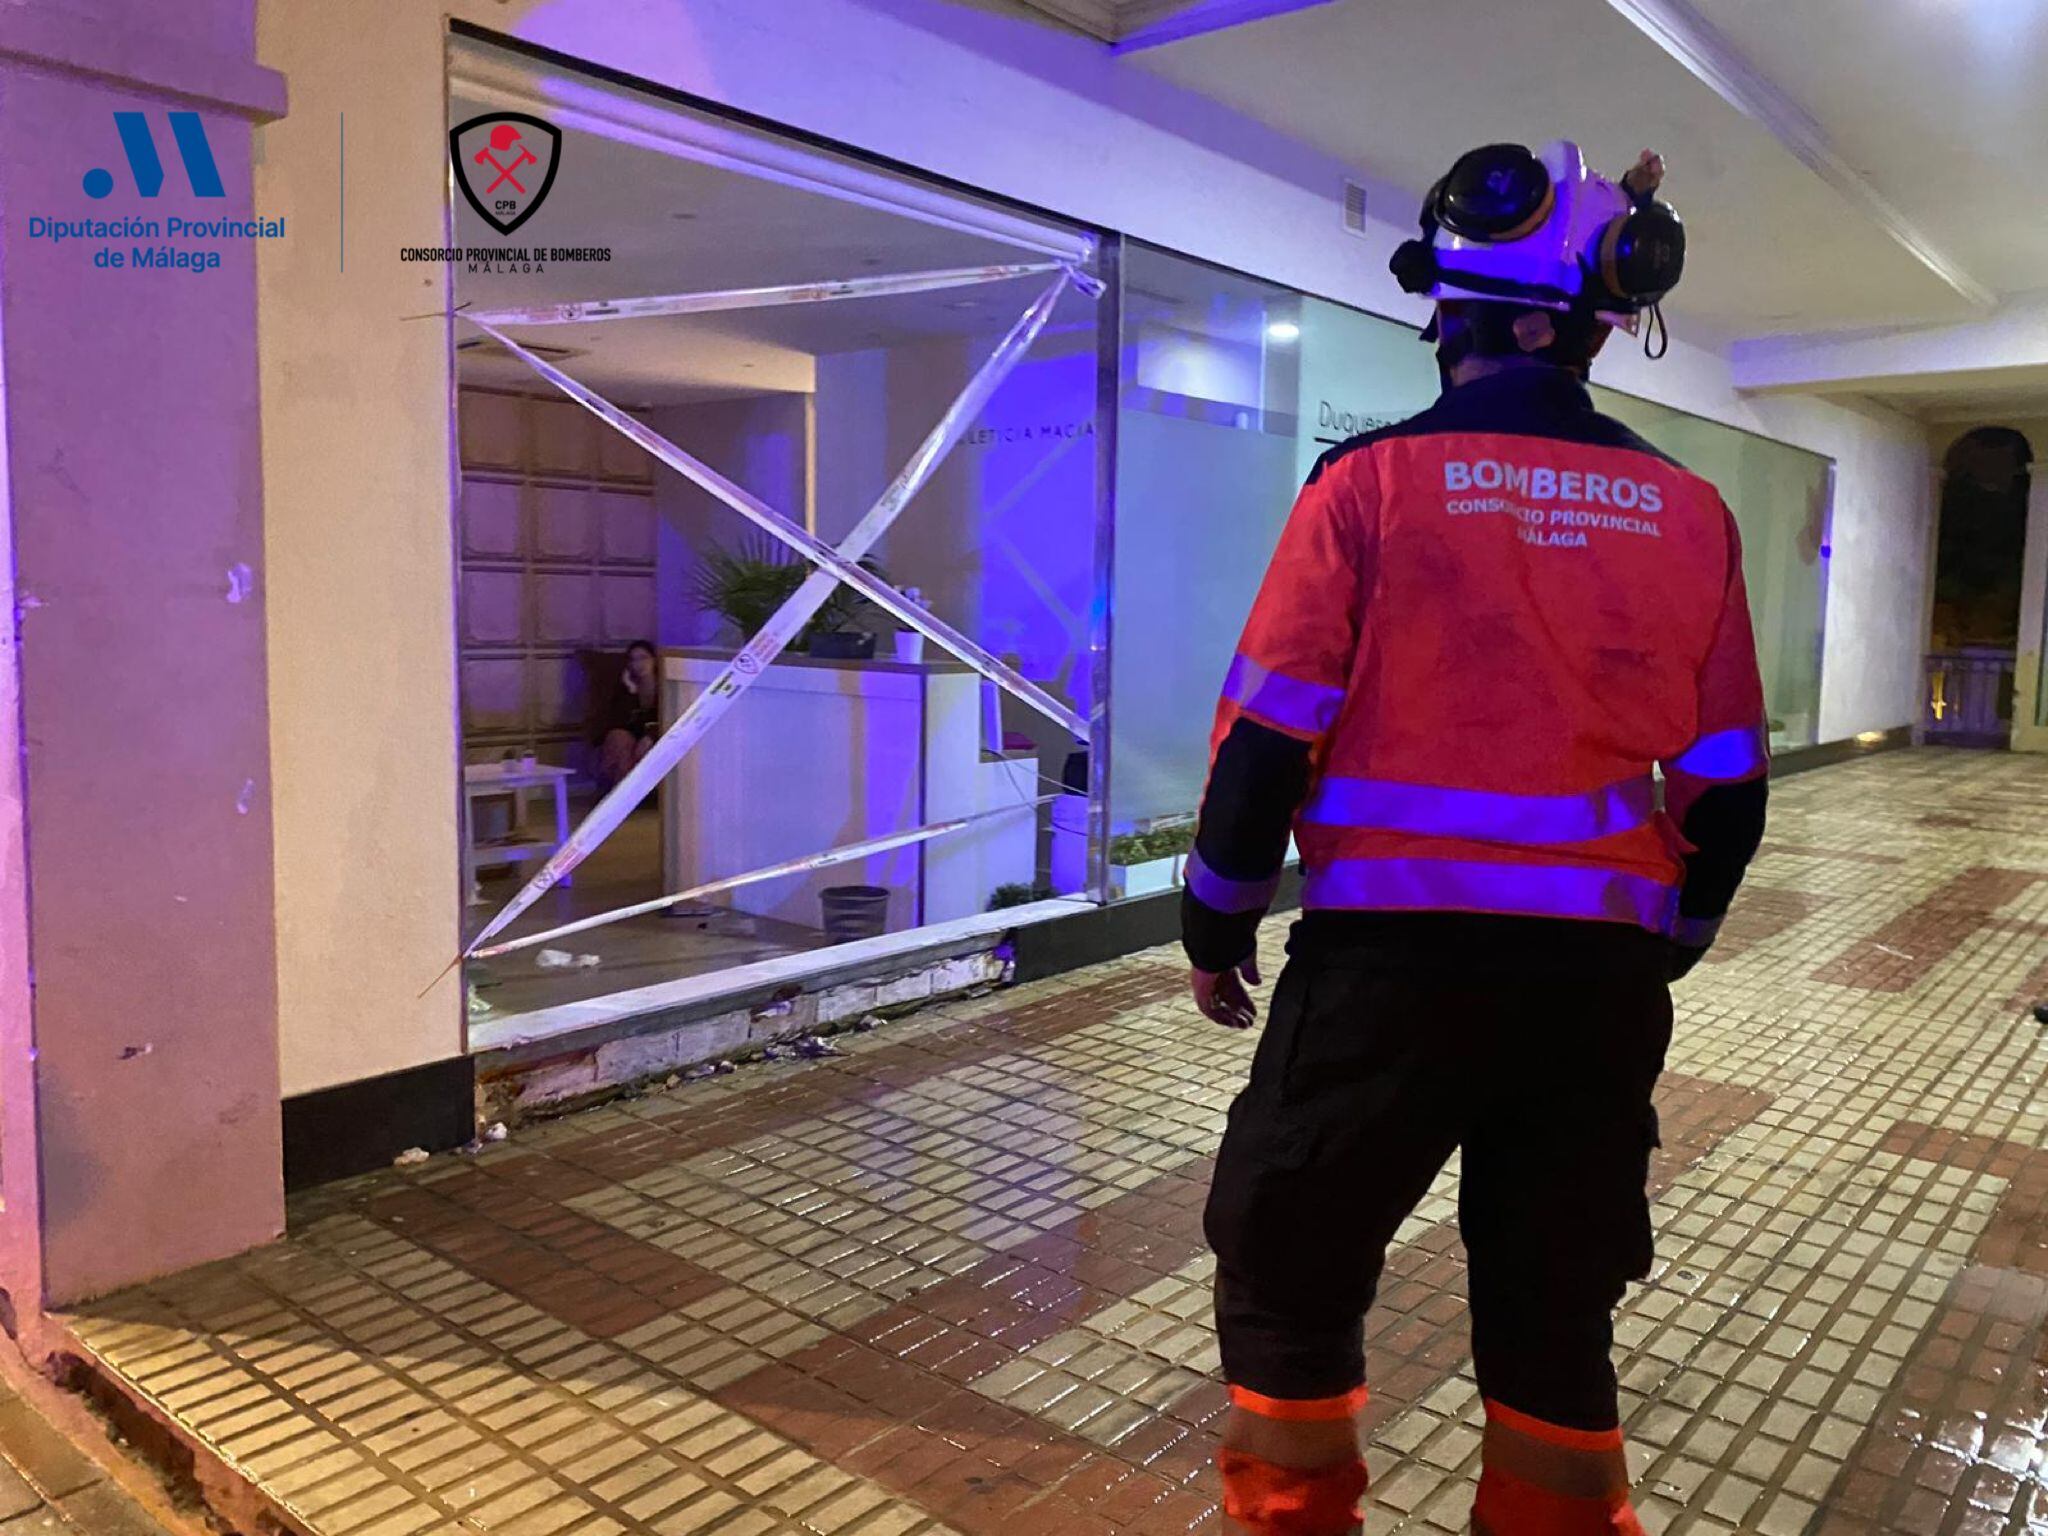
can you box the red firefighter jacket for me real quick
[1181,366,1768,972]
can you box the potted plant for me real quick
[693,534,886,657]
[1107,821,1195,899]
[986,881,1050,912]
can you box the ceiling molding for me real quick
[1729,294,2048,395]
[1112,0,1341,52]
[1602,0,1997,311]
[1009,0,1119,43]
[1009,0,1337,49]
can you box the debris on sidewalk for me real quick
[535,949,603,970]
[764,1035,841,1061]
[392,1147,430,1167]
[457,1121,511,1155]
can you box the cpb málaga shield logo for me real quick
[450,112,562,236]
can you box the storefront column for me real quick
[2011,467,2048,752]
[0,2,287,1314]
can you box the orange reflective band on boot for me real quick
[1472,1400,1643,1536]
[1227,1384,1370,1422]
[1218,1449,1369,1536]
[1483,1401,1625,1456]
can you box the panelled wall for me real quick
[457,387,659,773]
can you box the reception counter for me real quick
[661,648,1039,934]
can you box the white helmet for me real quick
[1389,140,1684,347]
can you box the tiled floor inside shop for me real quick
[465,809,826,1020]
[61,749,2048,1536]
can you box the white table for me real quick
[462,763,573,905]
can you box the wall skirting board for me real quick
[282,1056,478,1191]
[1010,868,1305,982]
[474,947,1010,1126]
[1771,724,1915,777]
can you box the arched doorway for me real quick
[1927,427,2032,745]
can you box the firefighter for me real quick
[1184,142,1768,1535]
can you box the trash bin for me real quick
[820,885,891,943]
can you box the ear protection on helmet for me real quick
[1432,144,1556,244]
[1390,144,1579,308]
[1591,195,1684,309]
[1392,144,1564,299]
[1389,140,1685,360]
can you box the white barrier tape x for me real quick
[464,268,1089,953]
[461,318,1086,739]
[464,262,1062,328]
[471,797,1056,960]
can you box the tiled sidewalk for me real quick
[0,1367,180,1534]
[60,749,2048,1536]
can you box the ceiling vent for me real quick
[1341,179,1370,237]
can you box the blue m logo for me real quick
[84,111,224,199]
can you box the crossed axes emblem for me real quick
[474,123,537,195]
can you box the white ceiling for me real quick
[456,8,2048,421]
[1839,365,2048,426]
[1680,0,2048,305]
[1125,0,2048,341]
[449,81,1090,405]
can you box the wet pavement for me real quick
[57,749,2048,1534]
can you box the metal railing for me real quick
[1925,648,2014,744]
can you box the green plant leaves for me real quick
[691,533,889,650]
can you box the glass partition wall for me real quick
[451,35,1109,1032]
[1108,246,1442,839]
[1591,393,1832,750]
[1105,241,1835,864]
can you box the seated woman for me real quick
[593,639,659,791]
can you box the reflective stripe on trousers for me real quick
[1473,1400,1644,1536]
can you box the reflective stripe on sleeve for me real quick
[1669,724,1768,782]
[1221,654,1346,737]
[1184,848,1282,915]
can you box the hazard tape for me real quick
[460,316,1086,740]
[462,261,1063,327]
[470,797,1057,959]
[463,267,1092,953]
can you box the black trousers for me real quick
[1204,914,1673,1432]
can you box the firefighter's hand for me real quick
[1191,957,1262,1030]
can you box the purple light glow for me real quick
[1112,0,1342,54]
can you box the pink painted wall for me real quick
[0,2,285,1306]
